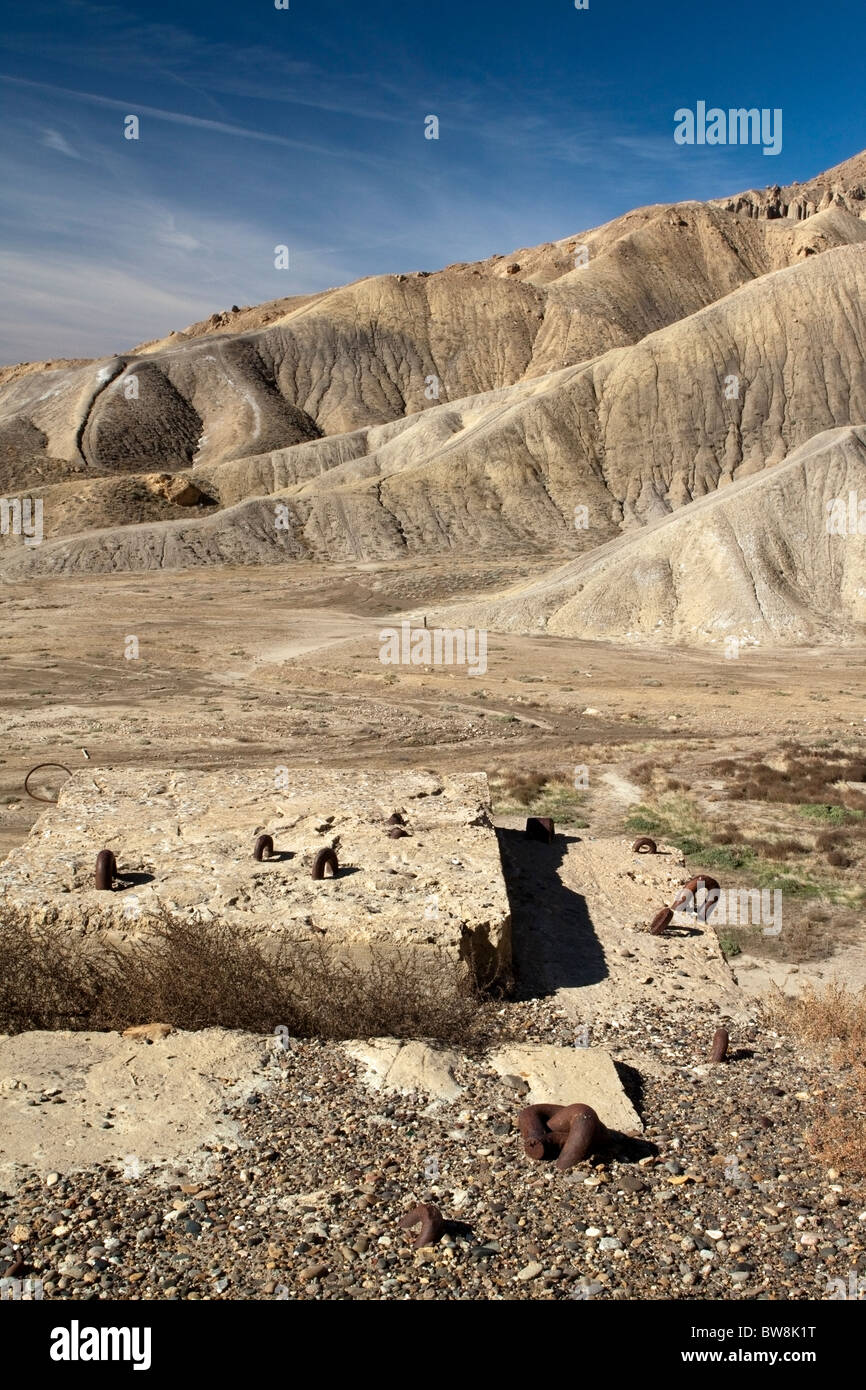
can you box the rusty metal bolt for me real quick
[253,834,274,861]
[312,847,338,880]
[95,850,117,891]
[518,1102,606,1170]
[649,906,673,935]
[399,1202,444,1248]
[671,874,721,922]
[526,816,555,843]
[710,1027,729,1063]
[24,762,72,804]
[631,836,657,854]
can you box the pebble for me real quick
[1,1015,857,1303]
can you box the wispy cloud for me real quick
[1,75,395,167]
[42,127,83,159]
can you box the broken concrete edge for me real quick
[0,1029,645,1192]
[342,1037,644,1134]
[0,767,512,992]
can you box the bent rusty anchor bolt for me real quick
[710,1027,729,1063]
[526,817,555,844]
[399,1202,445,1248]
[671,875,721,923]
[311,847,339,880]
[95,850,117,892]
[253,834,274,861]
[631,837,657,854]
[518,1102,607,1170]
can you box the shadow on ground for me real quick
[496,827,607,1000]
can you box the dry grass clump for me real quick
[711,744,866,814]
[764,983,866,1178]
[490,767,588,824]
[0,913,498,1049]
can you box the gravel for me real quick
[2,999,863,1301]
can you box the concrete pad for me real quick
[344,1038,465,1101]
[0,1028,273,1190]
[0,766,510,986]
[487,1043,642,1132]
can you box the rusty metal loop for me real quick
[631,837,657,854]
[312,848,339,880]
[253,834,274,861]
[24,762,72,804]
[671,875,721,922]
[518,1102,606,1170]
[95,849,117,891]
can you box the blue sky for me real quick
[1,0,863,362]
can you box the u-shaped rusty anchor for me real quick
[312,848,339,880]
[518,1102,607,1170]
[95,850,117,891]
[671,875,721,922]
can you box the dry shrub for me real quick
[826,850,853,869]
[0,922,112,1032]
[500,769,550,806]
[0,913,497,1050]
[764,984,866,1178]
[748,836,809,860]
[629,760,658,785]
[817,830,847,851]
[712,744,866,813]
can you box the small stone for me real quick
[618,1174,646,1194]
[122,1023,173,1041]
[517,1262,544,1281]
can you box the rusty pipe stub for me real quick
[710,1027,730,1063]
[526,817,555,844]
